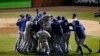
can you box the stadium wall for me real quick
[32,0,73,7]
[32,0,100,7]
[0,0,99,9]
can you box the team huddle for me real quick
[15,9,92,56]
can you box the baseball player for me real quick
[56,16,63,23]
[51,19,63,54]
[34,13,43,22]
[72,13,79,52]
[38,11,48,23]
[71,21,92,56]
[60,16,72,53]
[21,14,33,53]
[16,14,27,53]
[30,21,42,53]
[47,15,55,52]
[36,26,51,56]
[33,9,43,22]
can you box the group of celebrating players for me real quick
[15,9,92,56]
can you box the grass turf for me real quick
[0,10,100,56]
[0,33,100,56]
[0,11,100,21]
[0,1,31,9]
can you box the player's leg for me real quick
[75,32,79,52]
[41,42,50,56]
[78,39,84,55]
[17,32,26,53]
[66,32,71,53]
[66,33,70,53]
[47,30,54,52]
[45,42,50,55]
[41,43,45,55]
[15,32,20,51]
[82,38,92,54]
[19,32,24,50]
[57,35,64,54]
[83,44,92,54]
[32,35,38,53]
[53,35,63,54]
[75,32,79,44]
[60,33,66,52]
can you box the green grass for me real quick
[0,7,100,56]
[0,0,30,2]
[49,12,100,21]
[0,11,100,21]
[0,12,36,18]
[0,34,100,56]
[0,1,31,9]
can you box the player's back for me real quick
[37,30,51,43]
[25,21,33,32]
[74,24,86,39]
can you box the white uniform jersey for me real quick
[72,17,78,26]
[24,21,33,44]
[24,21,33,32]
[37,30,51,43]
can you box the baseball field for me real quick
[0,6,100,56]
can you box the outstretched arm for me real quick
[36,9,39,16]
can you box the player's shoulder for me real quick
[42,30,47,33]
[73,18,78,21]
[37,31,42,33]
[43,30,49,34]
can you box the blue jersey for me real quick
[31,23,41,32]
[16,19,27,32]
[60,21,70,33]
[73,24,86,39]
[51,21,62,35]
[34,14,42,21]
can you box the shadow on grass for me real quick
[0,51,23,56]
[0,51,99,56]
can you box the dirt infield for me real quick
[0,18,100,36]
[0,18,17,34]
